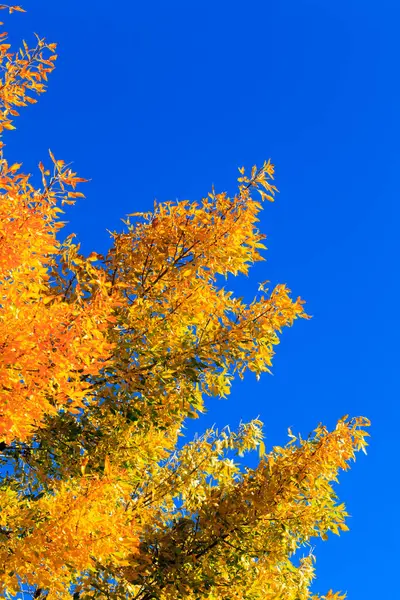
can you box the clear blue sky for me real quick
[5,0,397,597]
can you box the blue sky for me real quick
[4,0,397,597]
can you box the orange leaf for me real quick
[68,192,85,198]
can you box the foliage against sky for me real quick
[0,5,370,599]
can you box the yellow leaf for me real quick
[258,189,275,202]
[259,440,266,457]
[80,456,89,476]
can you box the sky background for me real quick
[4,0,398,597]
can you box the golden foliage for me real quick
[0,7,369,599]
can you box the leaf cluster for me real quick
[0,8,369,600]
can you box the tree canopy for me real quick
[0,6,369,599]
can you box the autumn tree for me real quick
[0,6,369,600]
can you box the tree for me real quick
[0,6,369,599]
